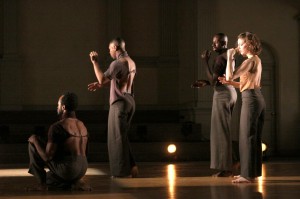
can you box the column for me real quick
[0,0,22,109]
[159,0,178,61]
[157,0,179,105]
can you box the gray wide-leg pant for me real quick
[210,85,237,171]
[28,142,88,188]
[108,93,136,177]
[239,89,265,178]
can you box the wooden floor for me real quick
[0,159,300,199]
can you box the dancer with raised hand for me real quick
[193,33,237,177]
[88,37,138,178]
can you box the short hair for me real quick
[60,92,78,112]
[110,37,126,51]
[238,32,262,55]
[214,33,228,45]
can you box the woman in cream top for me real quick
[219,32,266,183]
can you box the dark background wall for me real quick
[0,0,299,162]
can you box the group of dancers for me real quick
[26,32,265,191]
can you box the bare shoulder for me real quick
[75,119,87,128]
[61,118,88,134]
[127,57,136,71]
[76,119,88,135]
[253,55,261,63]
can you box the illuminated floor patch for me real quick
[0,167,107,177]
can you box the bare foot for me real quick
[233,175,241,179]
[232,176,254,183]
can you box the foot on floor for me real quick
[232,176,254,183]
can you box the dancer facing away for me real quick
[88,37,138,178]
[27,92,91,191]
[219,32,265,183]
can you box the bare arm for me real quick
[218,76,240,88]
[28,135,56,162]
[89,51,110,85]
[226,48,236,81]
[231,58,254,80]
[226,49,255,81]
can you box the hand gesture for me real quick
[88,82,102,91]
[201,50,211,62]
[89,51,98,63]
[227,48,237,60]
[28,135,38,144]
[191,80,209,88]
[218,75,230,85]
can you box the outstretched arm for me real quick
[88,82,102,91]
[218,75,240,88]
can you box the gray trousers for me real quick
[210,85,237,171]
[108,93,136,177]
[28,142,88,188]
[240,89,265,178]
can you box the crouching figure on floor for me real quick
[27,92,91,191]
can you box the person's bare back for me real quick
[118,57,136,94]
[59,118,88,156]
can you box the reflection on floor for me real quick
[0,160,300,199]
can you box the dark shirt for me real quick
[212,49,227,87]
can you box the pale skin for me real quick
[218,38,252,88]
[218,38,257,183]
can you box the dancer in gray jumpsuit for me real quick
[27,92,90,191]
[88,37,138,178]
[193,33,237,177]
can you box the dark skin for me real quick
[28,95,88,162]
[191,35,227,88]
[87,42,136,94]
[191,79,210,88]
